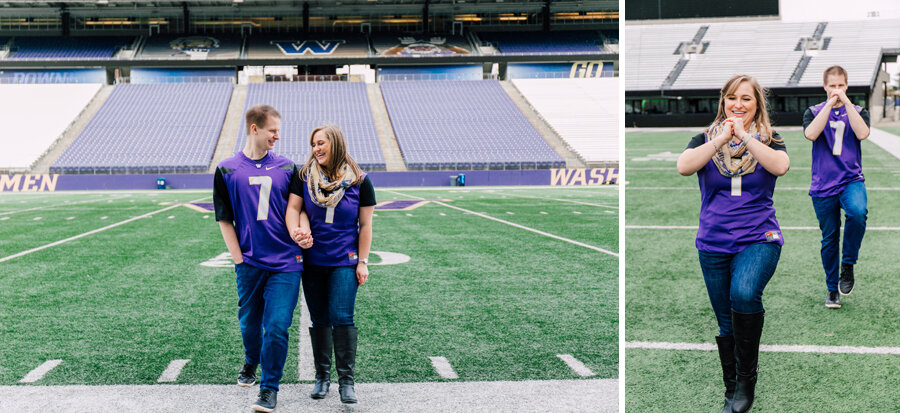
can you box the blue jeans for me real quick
[811,181,867,291]
[698,243,781,336]
[235,263,301,392]
[302,265,358,327]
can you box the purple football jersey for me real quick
[690,133,785,254]
[804,102,868,198]
[302,175,366,267]
[214,151,303,272]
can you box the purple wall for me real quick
[0,169,617,192]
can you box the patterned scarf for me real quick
[305,161,357,209]
[707,121,769,178]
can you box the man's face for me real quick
[824,73,848,97]
[251,116,281,150]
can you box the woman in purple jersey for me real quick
[677,75,790,413]
[287,124,375,404]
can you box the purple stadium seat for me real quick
[379,80,563,169]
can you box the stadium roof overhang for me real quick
[0,1,617,17]
[0,52,617,69]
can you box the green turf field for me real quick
[625,130,900,412]
[0,186,617,386]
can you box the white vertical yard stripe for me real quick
[19,360,62,383]
[556,354,595,377]
[0,197,210,264]
[383,190,618,257]
[429,356,459,379]
[297,292,314,381]
[497,192,618,209]
[157,359,190,383]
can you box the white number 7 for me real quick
[249,176,272,221]
[829,120,845,156]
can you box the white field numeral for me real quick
[830,120,845,156]
[731,176,741,196]
[249,176,272,221]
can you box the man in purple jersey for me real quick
[213,105,312,412]
[803,65,870,309]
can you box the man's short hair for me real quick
[245,105,281,135]
[823,65,848,85]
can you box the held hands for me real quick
[356,262,369,286]
[290,227,314,249]
[715,119,735,146]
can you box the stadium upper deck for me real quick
[624,18,900,91]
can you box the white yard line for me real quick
[556,354,596,377]
[0,378,618,412]
[496,192,618,209]
[383,190,618,257]
[157,360,190,383]
[626,225,900,231]
[0,196,210,264]
[626,341,900,355]
[297,293,314,381]
[0,195,131,216]
[428,356,459,379]
[19,360,63,383]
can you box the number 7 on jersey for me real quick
[249,176,272,220]
[829,120,845,156]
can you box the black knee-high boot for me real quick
[309,327,332,399]
[732,311,764,413]
[333,326,358,404]
[715,335,736,413]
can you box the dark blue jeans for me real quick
[235,263,301,393]
[811,181,868,292]
[302,265,358,327]
[698,243,781,336]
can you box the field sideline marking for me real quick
[297,293,314,381]
[626,341,900,355]
[496,192,618,209]
[0,195,131,216]
[428,356,459,379]
[384,190,618,257]
[0,196,210,264]
[556,354,596,377]
[20,360,62,383]
[626,186,900,191]
[626,225,900,231]
[157,360,190,383]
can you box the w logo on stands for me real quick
[272,40,346,55]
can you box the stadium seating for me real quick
[379,80,564,169]
[799,19,900,87]
[51,83,233,174]
[623,24,700,91]
[625,19,900,90]
[478,30,605,54]
[234,82,385,170]
[6,36,133,59]
[672,21,815,90]
[512,78,617,164]
[0,84,102,170]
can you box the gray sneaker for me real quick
[238,363,257,387]
[825,291,841,309]
[251,389,277,412]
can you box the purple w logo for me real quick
[272,40,346,55]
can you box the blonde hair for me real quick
[708,74,778,142]
[299,124,364,184]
